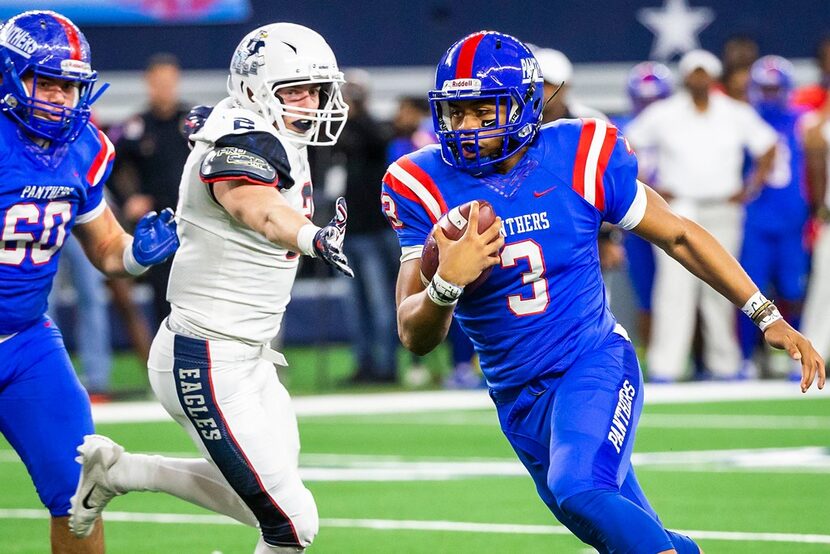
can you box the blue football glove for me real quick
[313,197,354,278]
[132,208,179,267]
[181,105,213,146]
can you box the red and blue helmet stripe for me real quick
[0,10,105,146]
[749,55,794,110]
[626,61,674,115]
[429,31,545,173]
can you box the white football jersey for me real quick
[167,97,313,345]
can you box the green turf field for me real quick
[1,392,829,553]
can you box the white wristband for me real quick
[426,273,464,306]
[296,223,320,257]
[741,291,768,318]
[123,243,149,276]
[741,291,783,331]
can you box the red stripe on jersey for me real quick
[200,174,277,187]
[381,170,430,228]
[51,14,82,60]
[454,32,486,79]
[397,157,449,214]
[572,119,596,198]
[593,125,618,212]
[86,129,111,185]
[382,171,419,202]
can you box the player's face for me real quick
[275,83,322,133]
[23,75,79,121]
[447,99,507,160]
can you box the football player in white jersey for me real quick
[68,23,352,553]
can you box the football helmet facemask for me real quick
[429,31,544,173]
[0,10,105,145]
[227,23,348,147]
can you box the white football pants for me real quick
[802,222,830,361]
[647,200,744,379]
[144,321,318,550]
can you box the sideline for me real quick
[91,381,817,423]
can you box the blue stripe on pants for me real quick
[171,334,300,547]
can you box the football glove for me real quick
[181,105,213,146]
[132,208,180,267]
[313,197,354,278]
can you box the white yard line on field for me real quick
[1,509,829,545]
[90,381,819,423]
[4,447,830,476]
[319,412,830,429]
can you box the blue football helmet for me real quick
[0,10,106,145]
[748,55,794,110]
[429,31,544,173]
[627,62,674,115]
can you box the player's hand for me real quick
[132,208,180,267]
[763,320,826,393]
[434,201,503,286]
[313,197,353,278]
[181,105,213,145]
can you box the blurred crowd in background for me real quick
[52,33,830,399]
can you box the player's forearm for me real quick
[74,209,134,277]
[397,292,454,355]
[255,204,315,252]
[655,216,757,307]
[215,182,315,253]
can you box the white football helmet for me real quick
[227,22,348,146]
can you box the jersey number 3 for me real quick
[500,239,549,316]
[0,201,71,265]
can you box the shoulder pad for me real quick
[200,132,294,189]
[190,100,275,143]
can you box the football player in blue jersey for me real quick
[0,11,178,553]
[383,31,825,553]
[612,62,674,346]
[739,55,810,378]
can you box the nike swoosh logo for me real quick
[81,486,96,510]
[533,187,555,198]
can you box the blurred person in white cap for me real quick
[626,49,778,382]
[534,47,608,122]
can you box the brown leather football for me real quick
[420,200,497,293]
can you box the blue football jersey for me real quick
[745,106,808,232]
[0,115,114,334]
[382,119,646,392]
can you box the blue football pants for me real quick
[0,316,93,516]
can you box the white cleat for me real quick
[68,434,124,538]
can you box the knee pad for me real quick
[560,489,674,554]
[667,530,700,554]
[260,485,318,549]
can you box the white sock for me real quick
[110,453,257,526]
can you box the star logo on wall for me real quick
[638,0,715,60]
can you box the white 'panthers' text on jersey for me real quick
[167,97,312,345]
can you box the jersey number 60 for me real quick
[0,201,71,266]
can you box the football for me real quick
[420,200,498,293]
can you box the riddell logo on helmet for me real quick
[442,78,481,91]
[61,59,92,77]
[3,26,38,58]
